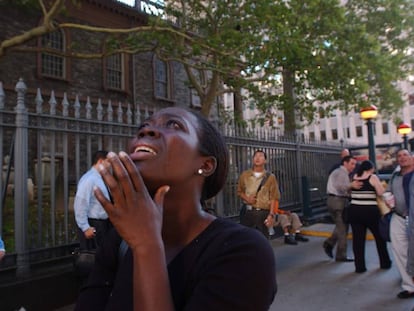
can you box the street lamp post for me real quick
[397,122,411,150]
[360,105,378,168]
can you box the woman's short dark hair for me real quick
[356,160,375,177]
[191,111,229,200]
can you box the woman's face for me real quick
[128,107,202,191]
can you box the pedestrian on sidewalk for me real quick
[324,155,360,262]
[237,150,308,244]
[74,150,112,251]
[385,149,414,298]
[349,160,392,273]
[328,148,350,175]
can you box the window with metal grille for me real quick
[106,54,124,90]
[154,57,169,99]
[41,30,65,78]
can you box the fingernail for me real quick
[119,151,128,158]
[107,151,117,158]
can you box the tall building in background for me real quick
[301,80,414,147]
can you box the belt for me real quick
[328,194,349,199]
[88,218,109,222]
[394,212,407,219]
[249,208,269,212]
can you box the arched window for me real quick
[39,30,66,79]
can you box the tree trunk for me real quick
[282,68,296,135]
[233,88,243,123]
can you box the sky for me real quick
[117,0,134,5]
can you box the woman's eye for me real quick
[166,120,182,129]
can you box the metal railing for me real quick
[0,79,341,277]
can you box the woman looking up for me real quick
[75,107,277,311]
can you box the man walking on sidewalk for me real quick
[324,155,360,262]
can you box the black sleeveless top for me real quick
[350,175,377,206]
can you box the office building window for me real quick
[356,126,363,137]
[382,122,389,134]
[346,127,350,138]
[320,130,326,141]
[409,94,414,106]
[40,30,66,79]
[309,132,315,141]
[332,129,338,140]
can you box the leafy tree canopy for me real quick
[1,0,413,131]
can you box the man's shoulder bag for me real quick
[240,172,271,219]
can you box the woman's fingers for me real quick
[104,151,136,203]
[118,151,147,195]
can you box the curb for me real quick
[301,229,374,241]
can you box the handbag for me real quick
[377,196,391,216]
[72,248,96,278]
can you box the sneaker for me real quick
[284,235,298,245]
[295,233,309,242]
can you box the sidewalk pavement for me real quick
[56,223,414,311]
[269,223,413,311]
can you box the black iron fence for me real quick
[0,79,342,278]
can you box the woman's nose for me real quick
[137,126,160,138]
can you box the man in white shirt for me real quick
[74,150,111,250]
[324,155,360,262]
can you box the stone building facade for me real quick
[0,0,193,115]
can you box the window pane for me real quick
[320,130,326,141]
[41,54,64,77]
[309,132,315,141]
[382,122,389,134]
[331,129,338,140]
[356,126,363,137]
[41,30,65,78]
[155,58,168,98]
[106,54,123,89]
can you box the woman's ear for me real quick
[199,156,217,177]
